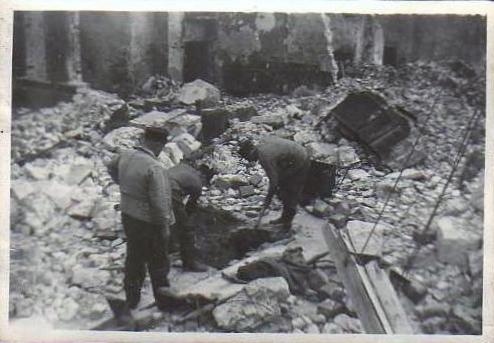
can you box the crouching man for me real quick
[107,127,174,309]
[168,163,208,272]
[238,136,310,232]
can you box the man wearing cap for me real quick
[107,127,174,309]
[238,135,310,232]
[168,163,208,272]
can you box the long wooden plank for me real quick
[322,223,386,333]
[365,260,415,334]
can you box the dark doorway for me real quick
[183,41,212,83]
[383,46,398,67]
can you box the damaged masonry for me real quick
[9,11,485,335]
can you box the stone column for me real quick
[65,12,83,85]
[23,12,48,82]
[167,12,184,82]
[354,15,384,65]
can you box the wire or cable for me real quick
[403,108,481,274]
[359,91,443,255]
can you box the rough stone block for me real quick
[213,174,249,190]
[251,113,285,129]
[164,142,184,165]
[348,169,369,181]
[239,185,256,198]
[317,298,344,318]
[173,132,201,156]
[178,79,221,107]
[345,220,389,256]
[212,277,290,331]
[436,216,482,267]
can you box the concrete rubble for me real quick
[9,60,485,334]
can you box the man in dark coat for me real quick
[239,136,310,231]
[107,127,174,309]
[168,163,208,272]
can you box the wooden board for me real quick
[323,223,414,334]
[322,222,388,333]
[365,260,414,334]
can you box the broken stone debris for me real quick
[178,79,221,108]
[212,277,290,331]
[435,216,482,267]
[10,60,485,333]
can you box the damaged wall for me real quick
[379,15,486,68]
[12,12,487,105]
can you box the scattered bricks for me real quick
[308,269,330,291]
[213,174,249,190]
[239,185,256,198]
[173,133,201,156]
[130,109,186,130]
[251,113,285,129]
[248,174,263,186]
[435,216,482,267]
[317,298,345,319]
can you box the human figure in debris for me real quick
[168,163,208,272]
[238,136,310,231]
[106,127,174,310]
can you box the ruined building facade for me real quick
[12,12,486,102]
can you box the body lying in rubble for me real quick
[106,127,176,310]
[238,136,310,232]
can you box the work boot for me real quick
[180,232,208,272]
[155,286,180,311]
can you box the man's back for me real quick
[257,136,309,183]
[108,147,174,225]
[168,163,203,199]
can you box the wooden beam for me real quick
[365,260,414,334]
[322,222,388,333]
[322,223,414,334]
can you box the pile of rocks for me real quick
[9,62,485,334]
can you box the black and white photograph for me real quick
[2,2,492,341]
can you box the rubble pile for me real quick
[9,61,485,334]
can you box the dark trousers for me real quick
[278,166,309,224]
[122,213,170,308]
[171,195,196,266]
